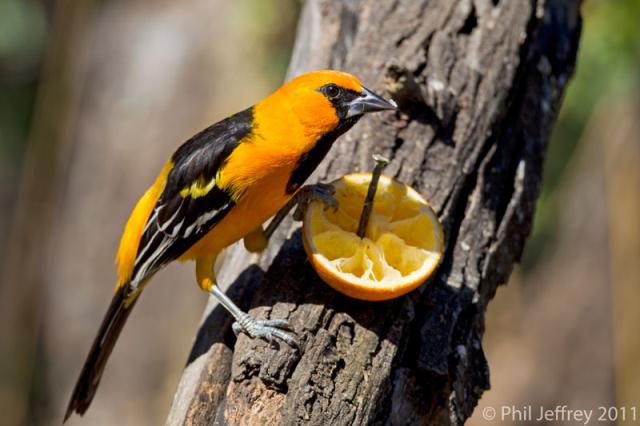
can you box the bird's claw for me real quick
[293,183,339,221]
[232,314,299,349]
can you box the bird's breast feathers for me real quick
[182,128,316,259]
[115,104,327,288]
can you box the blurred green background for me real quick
[0,0,638,425]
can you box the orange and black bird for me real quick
[64,70,396,421]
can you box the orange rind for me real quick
[302,173,444,301]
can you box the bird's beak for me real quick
[346,86,397,118]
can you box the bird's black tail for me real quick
[64,286,138,422]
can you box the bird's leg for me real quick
[196,257,298,348]
[263,183,339,241]
[209,286,299,349]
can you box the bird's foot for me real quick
[232,314,299,349]
[293,183,339,221]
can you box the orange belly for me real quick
[179,166,293,260]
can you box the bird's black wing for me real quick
[129,107,253,288]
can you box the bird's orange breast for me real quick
[179,95,329,260]
[178,164,294,260]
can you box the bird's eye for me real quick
[325,84,342,99]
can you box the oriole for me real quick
[64,70,396,421]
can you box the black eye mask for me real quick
[317,83,362,120]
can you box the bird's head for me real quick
[267,70,397,138]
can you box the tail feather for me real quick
[64,286,138,422]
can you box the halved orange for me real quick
[302,173,444,301]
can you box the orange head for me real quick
[260,70,397,139]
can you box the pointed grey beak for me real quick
[346,86,397,118]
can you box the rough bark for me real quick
[167,0,581,424]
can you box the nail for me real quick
[357,154,389,239]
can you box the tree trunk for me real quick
[167,0,581,424]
